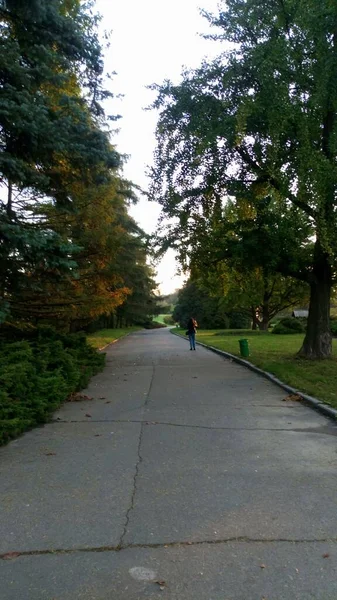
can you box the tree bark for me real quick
[258,293,270,330]
[298,244,332,359]
[251,306,258,330]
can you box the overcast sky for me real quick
[96,0,221,295]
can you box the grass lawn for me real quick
[153,314,169,325]
[87,327,141,350]
[174,329,337,408]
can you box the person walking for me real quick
[187,317,198,350]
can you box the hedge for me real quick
[0,327,105,445]
[272,318,305,335]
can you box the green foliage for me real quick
[0,327,104,445]
[272,318,305,335]
[1,0,116,192]
[0,0,158,332]
[151,0,337,357]
[330,321,337,336]
[153,314,169,325]
[163,315,175,325]
[173,280,230,329]
[228,311,251,330]
[143,321,167,329]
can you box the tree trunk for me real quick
[299,245,332,359]
[251,307,258,330]
[258,295,270,331]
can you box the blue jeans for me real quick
[189,333,196,350]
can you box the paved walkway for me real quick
[1,328,337,599]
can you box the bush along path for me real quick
[0,327,105,446]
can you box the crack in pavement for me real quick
[51,419,337,436]
[117,365,156,549]
[3,537,337,560]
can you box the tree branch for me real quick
[235,146,316,219]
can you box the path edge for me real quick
[98,331,135,352]
[171,330,337,421]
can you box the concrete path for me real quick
[1,328,337,599]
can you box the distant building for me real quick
[292,310,309,318]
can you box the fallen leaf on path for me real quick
[85,413,92,418]
[94,434,102,437]
[105,401,111,404]
[2,552,21,560]
[99,397,106,400]
[155,581,166,587]
[323,553,330,558]
[45,452,56,456]
[283,394,302,402]
[69,393,93,402]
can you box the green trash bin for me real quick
[239,338,250,358]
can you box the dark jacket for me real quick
[187,319,197,334]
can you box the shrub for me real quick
[163,315,175,325]
[143,320,166,329]
[272,318,305,335]
[228,311,251,329]
[0,328,105,445]
[331,320,337,336]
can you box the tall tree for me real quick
[206,264,309,330]
[0,0,119,322]
[173,279,231,329]
[150,0,337,358]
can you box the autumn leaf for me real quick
[283,394,302,402]
[69,393,93,402]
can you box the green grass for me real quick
[153,314,169,325]
[174,329,337,408]
[87,327,141,350]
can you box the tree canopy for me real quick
[0,0,158,331]
[150,0,337,358]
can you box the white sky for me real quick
[96,0,221,295]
